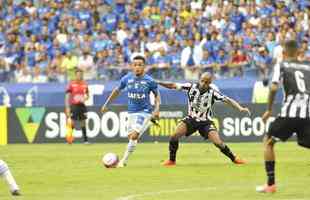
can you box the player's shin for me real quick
[214,143,236,162]
[81,126,88,142]
[3,170,20,193]
[264,136,276,185]
[265,161,275,185]
[0,161,19,193]
[121,139,138,165]
[169,138,179,162]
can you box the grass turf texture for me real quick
[0,142,309,200]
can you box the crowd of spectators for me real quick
[0,0,310,83]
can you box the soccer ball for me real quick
[102,153,119,168]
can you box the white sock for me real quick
[121,139,137,164]
[3,170,19,192]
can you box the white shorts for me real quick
[127,112,152,136]
[0,160,8,174]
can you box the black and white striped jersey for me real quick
[176,82,227,121]
[272,60,310,118]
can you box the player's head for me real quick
[75,68,83,81]
[284,40,298,59]
[199,72,213,90]
[132,55,146,77]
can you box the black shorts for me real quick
[181,116,217,139]
[70,104,87,121]
[267,117,310,148]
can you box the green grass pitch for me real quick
[0,142,309,200]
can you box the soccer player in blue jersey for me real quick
[101,55,161,167]
[0,160,21,196]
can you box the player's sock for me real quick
[3,170,20,192]
[215,143,236,161]
[81,127,88,142]
[121,139,137,164]
[265,161,275,186]
[169,139,179,162]
[0,161,19,192]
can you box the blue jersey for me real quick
[118,73,158,113]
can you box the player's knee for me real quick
[208,131,222,144]
[170,134,180,142]
[128,132,139,140]
[171,131,186,140]
[0,160,9,175]
[263,135,275,146]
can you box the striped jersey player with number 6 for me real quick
[65,69,89,144]
[157,72,251,166]
[257,40,310,193]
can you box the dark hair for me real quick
[284,40,298,57]
[75,68,83,73]
[133,55,146,63]
[262,78,269,86]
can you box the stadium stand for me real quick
[0,0,309,83]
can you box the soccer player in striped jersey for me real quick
[0,160,20,196]
[157,72,251,166]
[257,40,310,193]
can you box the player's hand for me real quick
[101,105,108,113]
[151,111,160,127]
[84,94,89,102]
[152,110,160,119]
[65,107,70,118]
[66,117,72,126]
[262,110,272,123]
[240,107,251,116]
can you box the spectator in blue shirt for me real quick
[230,4,245,33]
[215,49,230,76]
[149,48,170,79]
[254,46,273,78]
[25,47,36,68]
[199,49,215,73]
[101,6,118,33]
[0,0,309,83]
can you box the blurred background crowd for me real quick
[0,0,309,83]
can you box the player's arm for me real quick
[156,81,178,89]
[267,83,278,111]
[224,97,251,116]
[262,62,280,122]
[152,90,161,119]
[65,93,70,117]
[85,85,89,101]
[101,76,127,113]
[150,79,161,118]
[262,83,278,122]
[156,81,191,90]
[101,88,120,113]
[213,89,250,115]
[65,84,72,118]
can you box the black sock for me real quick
[81,127,88,142]
[169,140,179,162]
[215,144,236,162]
[265,161,275,186]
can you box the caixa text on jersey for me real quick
[128,92,146,99]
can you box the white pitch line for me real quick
[269,199,307,200]
[270,198,307,200]
[115,187,217,200]
[115,186,308,200]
